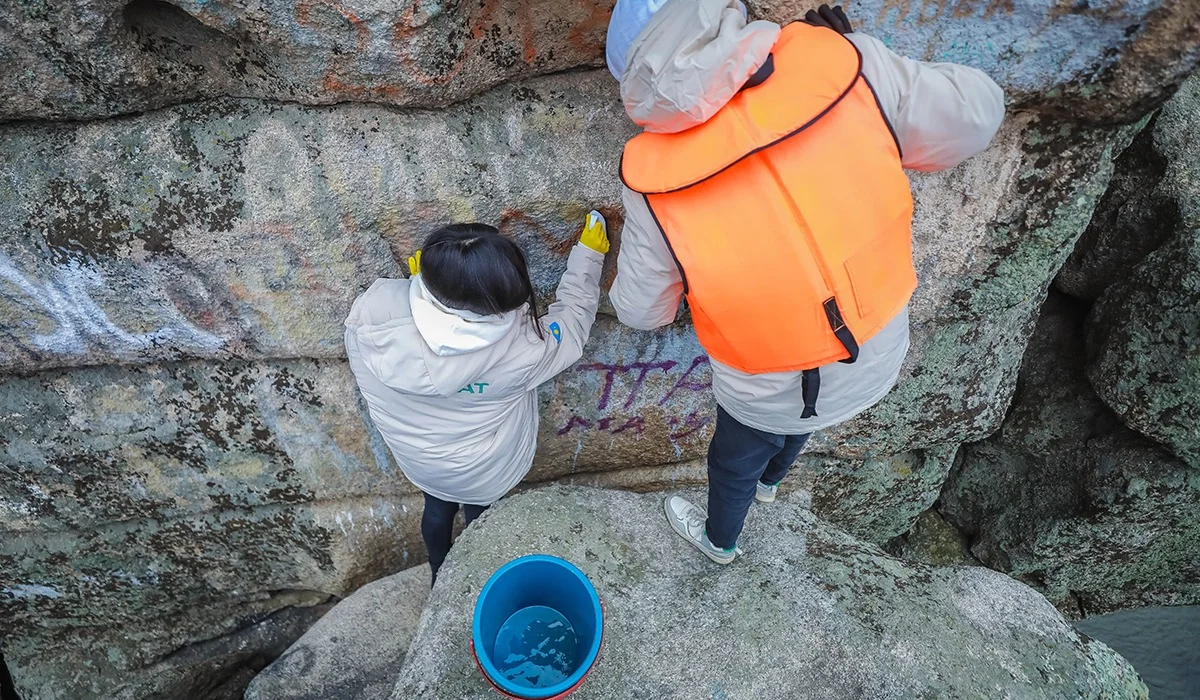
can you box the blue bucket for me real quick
[472,555,604,699]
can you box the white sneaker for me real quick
[755,481,779,504]
[663,496,738,565]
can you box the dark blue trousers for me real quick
[705,406,811,550]
[422,492,488,583]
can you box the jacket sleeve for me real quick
[609,185,685,330]
[849,32,1005,173]
[525,244,605,387]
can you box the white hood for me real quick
[344,276,520,398]
[409,275,517,357]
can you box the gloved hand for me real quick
[408,249,421,277]
[580,210,610,254]
[804,4,853,34]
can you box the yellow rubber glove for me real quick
[408,249,421,277]
[580,210,609,254]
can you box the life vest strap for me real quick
[801,368,820,419]
[823,297,859,364]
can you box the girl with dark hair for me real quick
[344,213,609,583]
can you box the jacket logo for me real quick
[458,383,490,394]
[549,322,562,345]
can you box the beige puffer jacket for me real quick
[610,0,1006,436]
[345,245,604,505]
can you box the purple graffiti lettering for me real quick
[668,411,712,441]
[612,416,645,436]
[658,356,712,406]
[557,415,594,435]
[576,361,678,410]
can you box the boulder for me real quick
[0,360,427,700]
[0,66,1132,700]
[892,509,980,568]
[4,0,1198,121]
[1087,231,1200,469]
[799,115,1120,542]
[1061,71,1200,300]
[1055,116,1178,300]
[0,0,612,121]
[1081,73,1200,469]
[3,600,333,700]
[0,83,1125,542]
[392,485,1147,699]
[245,564,431,700]
[1051,73,1200,470]
[942,292,1200,615]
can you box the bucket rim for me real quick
[472,554,603,699]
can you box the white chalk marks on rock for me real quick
[0,253,225,367]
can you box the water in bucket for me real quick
[492,605,581,689]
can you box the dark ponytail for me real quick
[419,224,544,339]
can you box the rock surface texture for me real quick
[1084,75,1200,470]
[943,292,1200,616]
[4,0,1199,121]
[393,486,1148,699]
[1,0,1199,698]
[245,564,430,700]
[944,72,1200,618]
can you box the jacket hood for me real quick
[408,276,517,357]
[620,0,780,134]
[345,277,518,397]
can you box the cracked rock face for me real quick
[942,292,1200,617]
[393,485,1148,699]
[4,0,1198,121]
[1083,74,1200,471]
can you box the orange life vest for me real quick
[622,22,916,380]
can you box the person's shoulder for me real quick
[347,278,413,327]
[844,32,893,83]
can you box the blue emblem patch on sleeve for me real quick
[549,322,562,344]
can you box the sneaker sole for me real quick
[755,492,776,504]
[662,498,736,565]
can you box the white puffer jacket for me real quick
[345,245,604,505]
[609,0,1006,435]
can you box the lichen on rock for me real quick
[393,486,1148,699]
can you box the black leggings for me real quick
[422,492,488,583]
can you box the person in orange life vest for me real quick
[605,0,1005,563]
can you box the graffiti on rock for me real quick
[557,355,713,441]
[0,254,224,358]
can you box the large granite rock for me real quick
[1088,230,1200,469]
[1055,115,1177,300]
[942,292,1200,616]
[245,564,431,700]
[5,0,1199,122]
[393,485,1147,699]
[0,359,427,699]
[1082,74,1200,469]
[0,84,1124,544]
[0,0,613,121]
[2,4,1195,697]
[797,116,1120,542]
